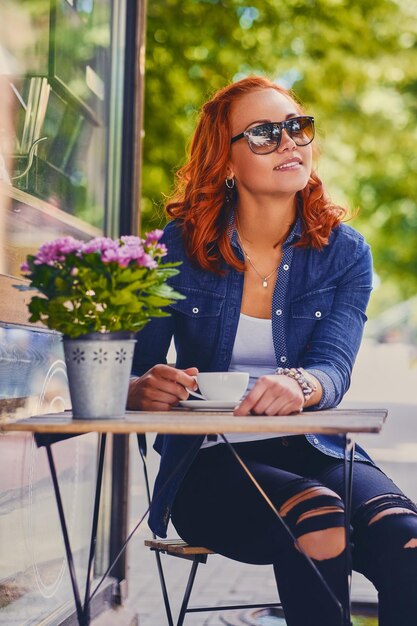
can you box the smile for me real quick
[273,159,302,171]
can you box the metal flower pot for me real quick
[63,332,136,419]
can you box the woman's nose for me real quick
[278,129,297,151]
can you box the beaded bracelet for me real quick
[275,367,317,402]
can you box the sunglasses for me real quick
[231,116,315,155]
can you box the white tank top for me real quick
[201,313,292,448]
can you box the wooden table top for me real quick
[0,408,387,436]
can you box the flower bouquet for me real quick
[20,230,183,338]
[18,231,183,418]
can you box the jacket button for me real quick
[192,307,199,314]
[315,311,322,318]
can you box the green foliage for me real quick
[352,617,378,626]
[142,0,417,309]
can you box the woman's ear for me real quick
[225,165,235,179]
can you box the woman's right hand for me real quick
[127,364,199,411]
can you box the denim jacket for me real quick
[132,217,374,537]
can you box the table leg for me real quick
[45,443,85,625]
[83,434,107,623]
[219,434,347,625]
[44,435,107,626]
[343,434,355,626]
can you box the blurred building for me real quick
[366,296,417,346]
[0,2,145,624]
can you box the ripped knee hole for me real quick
[369,506,417,526]
[279,486,341,518]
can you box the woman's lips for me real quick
[273,158,302,171]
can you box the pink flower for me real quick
[34,237,83,266]
[17,230,183,337]
[136,253,158,269]
[82,237,119,255]
[27,232,166,274]
[145,229,164,245]
[101,248,129,266]
[100,243,157,269]
[120,235,143,247]
[153,243,168,257]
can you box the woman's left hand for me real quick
[234,375,304,416]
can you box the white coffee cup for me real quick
[186,372,249,402]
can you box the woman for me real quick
[128,76,417,625]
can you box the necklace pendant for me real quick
[262,279,268,288]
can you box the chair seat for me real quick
[145,538,214,556]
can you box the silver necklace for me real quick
[236,228,280,288]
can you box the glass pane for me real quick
[0,324,101,625]
[0,433,100,625]
[0,0,114,273]
[0,0,127,623]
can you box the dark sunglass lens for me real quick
[287,117,314,145]
[246,124,279,153]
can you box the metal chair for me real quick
[137,434,281,626]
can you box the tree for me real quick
[142,0,417,309]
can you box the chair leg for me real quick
[138,435,175,625]
[176,560,200,626]
[154,550,174,626]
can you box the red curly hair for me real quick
[166,76,346,273]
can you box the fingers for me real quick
[175,367,199,391]
[234,378,266,416]
[129,369,305,415]
[263,398,302,416]
[127,364,199,411]
[183,367,199,377]
[140,367,189,404]
[234,375,304,417]
[150,364,198,390]
[250,392,302,416]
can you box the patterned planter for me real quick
[63,332,136,419]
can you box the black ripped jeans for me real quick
[171,436,417,626]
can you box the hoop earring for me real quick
[225,177,235,189]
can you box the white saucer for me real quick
[179,400,238,411]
